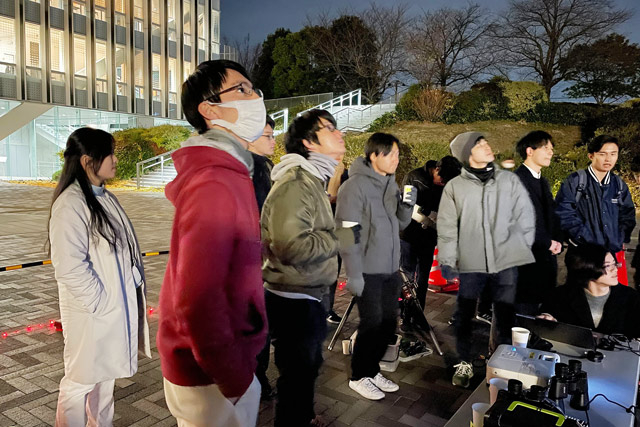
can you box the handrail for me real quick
[136,149,178,189]
[297,89,362,117]
[269,108,289,136]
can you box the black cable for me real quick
[607,334,640,356]
[587,393,637,416]
[584,409,590,426]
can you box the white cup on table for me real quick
[471,402,491,427]
[488,377,509,405]
[511,327,530,348]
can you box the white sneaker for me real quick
[371,373,399,392]
[349,377,385,400]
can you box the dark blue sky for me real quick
[221,0,639,45]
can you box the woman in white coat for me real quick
[49,128,151,426]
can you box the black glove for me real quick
[440,265,458,280]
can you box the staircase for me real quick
[137,164,177,187]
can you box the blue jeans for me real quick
[454,268,517,362]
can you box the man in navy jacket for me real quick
[555,135,635,282]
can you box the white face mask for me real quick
[209,96,267,142]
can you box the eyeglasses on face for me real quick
[318,123,338,133]
[261,134,275,140]
[603,262,622,272]
[206,82,263,103]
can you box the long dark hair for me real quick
[48,128,118,251]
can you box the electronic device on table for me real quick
[516,314,596,357]
[484,365,590,427]
[487,344,560,389]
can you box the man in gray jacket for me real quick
[438,132,535,388]
[336,133,416,400]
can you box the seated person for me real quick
[539,243,640,339]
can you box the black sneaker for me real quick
[327,311,342,324]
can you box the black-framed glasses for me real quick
[261,134,276,140]
[207,82,263,103]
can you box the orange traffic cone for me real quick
[428,247,459,293]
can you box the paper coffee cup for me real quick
[472,402,491,427]
[342,339,351,355]
[403,185,415,203]
[342,221,358,228]
[512,327,530,348]
[489,377,508,405]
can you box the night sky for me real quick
[221,0,640,46]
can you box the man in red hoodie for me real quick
[157,60,268,426]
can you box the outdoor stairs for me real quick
[138,164,177,188]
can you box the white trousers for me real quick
[55,376,115,427]
[163,374,260,427]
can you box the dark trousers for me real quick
[266,291,327,427]
[351,272,402,380]
[323,255,343,313]
[455,268,517,362]
[400,240,435,309]
[517,249,557,310]
[256,290,271,394]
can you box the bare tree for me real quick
[493,0,632,97]
[224,34,262,78]
[310,3,410,103]
[406,4,495,90]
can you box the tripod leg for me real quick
[409,300,444,356]
[328,296,356,351]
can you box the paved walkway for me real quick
[1,181,634,426]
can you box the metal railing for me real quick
[136,149,177,189]
[297,89,362,117]
[269,108,288,136]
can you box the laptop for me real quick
[516,314,596,357]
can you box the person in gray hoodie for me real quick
[437,132,535,388]
[336,133,416,401]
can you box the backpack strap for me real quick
[575,169,587,204]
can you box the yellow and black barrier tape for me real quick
[0,250,170,272]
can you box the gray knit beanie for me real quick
[449,132,484,164]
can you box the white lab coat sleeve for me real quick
[50,195,107,314]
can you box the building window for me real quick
[134,19,143,32]
[94,8,106,21]
[134,0,143,20]
[151,0,160,25]
[168,58,177,92]
[114,0,125,14]
[49,0,65,9]
[183,0,191,45]
[74,35,86,76]
[94,0,105,7]
[134,49,143,87]
[115,13,126,28]
[152,54,160,89]
[115,46,127,84]
[183,61,192,81]
[0,17,16,65]
[95,41,107,80]
[72,1,86,16]
[50,29,64,72]
[211,10,220,44]
[25,23,41,68]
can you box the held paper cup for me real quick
[512,327,530,348]
[403,185,415,203]
[342,339,351,355]
[342,221,359,228]
[471,402,491,427]
[489,377,509,405]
